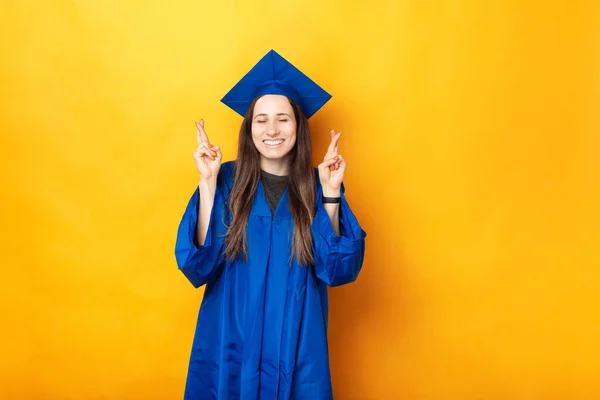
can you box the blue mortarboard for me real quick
[221,49,332,119]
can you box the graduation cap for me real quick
[221,49,332,119]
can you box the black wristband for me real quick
[322,196,341,204]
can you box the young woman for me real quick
[175,50,367,400]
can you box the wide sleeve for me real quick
[174,169,231,288]
[311,183,367,287]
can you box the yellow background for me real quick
[2,0,599,398]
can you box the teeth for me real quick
[264,140,284,145]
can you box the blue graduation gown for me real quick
[174,161,367,400]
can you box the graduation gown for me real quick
[174,160,367,400]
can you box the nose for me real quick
[266,121,280,137]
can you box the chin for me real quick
[261,147,291,159]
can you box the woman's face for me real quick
[251,94,297,167]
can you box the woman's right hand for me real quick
[193,119,222,182]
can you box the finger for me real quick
[195,122,207,148]
[323,153,340,163]
[332,129,342,153]
[195,150,215,161]
[336,154,346,170]
[196,123,203,147]
[324,132,341,161]
[212,145,222,162]
[198,142,216,154]
[194,147,215,161]
[205,143,218,158]
[195,120,210,144]
[330,154,344,171]
[327,129,339,151]
[324,148,338,162]
[326,130,342,155]
[199,119,211,144]
[198,142,217,158]
[319,155,339,169]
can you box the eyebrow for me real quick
[253,113,292,119]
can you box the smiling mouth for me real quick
[263,139,284,147]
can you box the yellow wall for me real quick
[2,0,599,398]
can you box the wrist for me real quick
[199,177,217,192]
[322,188,341,198]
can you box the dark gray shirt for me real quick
[260,169,289,218]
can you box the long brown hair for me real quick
[224,97,316,266]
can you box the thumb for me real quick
[213,145,222,160]
[319,156,339,169]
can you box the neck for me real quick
[260,156,290,176]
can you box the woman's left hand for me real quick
[318,129,346,197]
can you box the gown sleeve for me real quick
[311,182,367,287]
[174,166,231,288]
